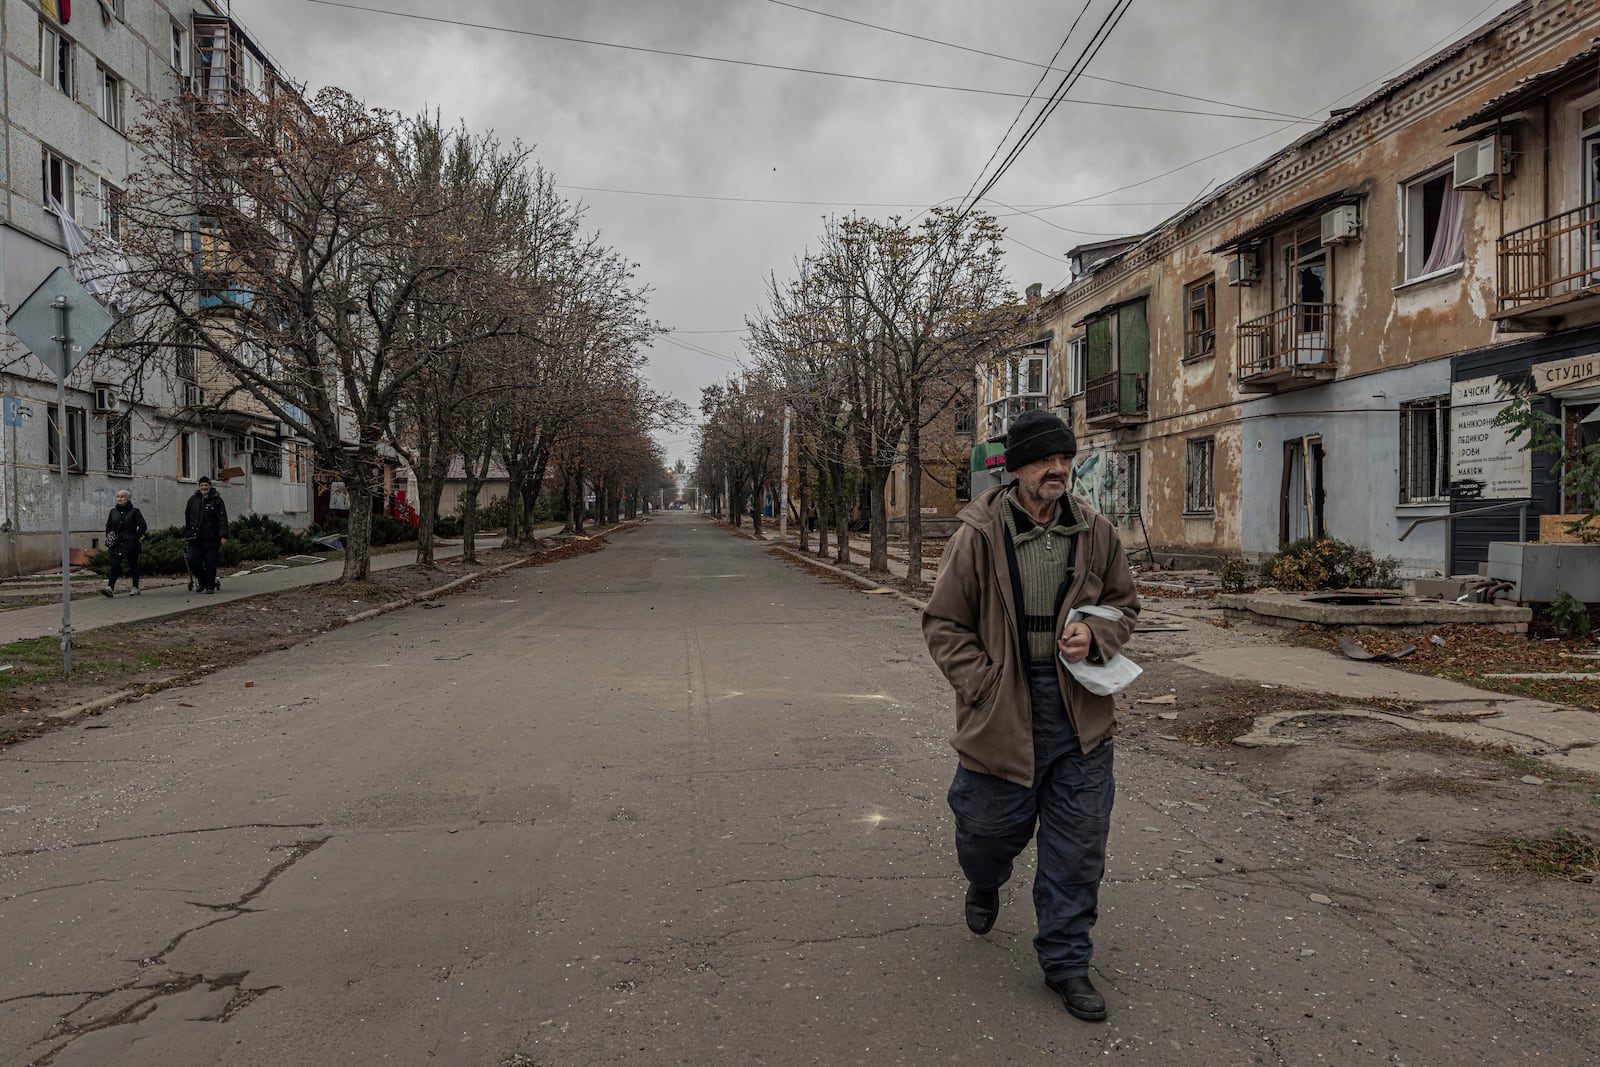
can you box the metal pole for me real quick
[779,406,791,541]
[51,297,72,676]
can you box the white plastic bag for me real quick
[1058,604,1142,696]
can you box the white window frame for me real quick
[1399,394,1451,504]
[244,50,267,99]
[40,21,72,96]
[48,405,89,473]
[41,147,77,218]
[1184,437,1216,514]
[178,430,196,481]
[98,178,125,238]
[171,22,189,74]
[1065,335,1087,397]
[1402,165,1463,282]
[96,64,122,130]
[285,441,309,488]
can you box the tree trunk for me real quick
[904,422,923,587]
[341,465,376,582]
[750,478,765,538]
[796,459,810,553]
[866,463,890,575]
[830,459,850,565]
[571,467,586,535]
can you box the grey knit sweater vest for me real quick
[1002,492,1088,664]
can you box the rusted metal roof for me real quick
[1207,189,1363,254]
[1449,37,1600,130]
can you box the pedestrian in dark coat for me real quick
[183,476,229,594]
[922,409,1139,1023]
[101,489,148,597]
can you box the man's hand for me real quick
[1058,621,1092,664]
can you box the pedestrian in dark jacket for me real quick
[183,476,229,594]
[922,409,1139,1023]
[101,489,148,597]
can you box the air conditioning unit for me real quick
[92,386,117,413]
[277,421,295,439]
[1453,136,1508,190]
[1320,204,1361,246]
[183,383,205,407]
[1227,250,1262,287]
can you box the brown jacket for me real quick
[922,486,1140,785]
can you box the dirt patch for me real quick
[1290,624,1600,712]
[0,538,604,749]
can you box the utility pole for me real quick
[779,406,791,541]
[51,298,72,675]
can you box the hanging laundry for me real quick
[47,195,132,313]
[42,0,71,22]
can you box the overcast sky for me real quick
[226,0,1512,465]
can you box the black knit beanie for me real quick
[1005,409,1077,472]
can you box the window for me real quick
[1399,395,1450,503]
[285,441,308,486]
[244,50,268,100]
[1403,168,1463,281]
[41,148,76,217]
[171,23,189,73]
[1084,299,1151,418]
[98,179,126,238]
[953,394,974,436]
[48,406,88,473]
[1115,449,1141,517]
[174,328,199,382]
[40,22,72,95]
[96,65,122,129]
[1185,276,1216,360]
[1185,437,1216,514]
[211,437,229,476]
[1065,336,1086,397]
[178,431,195,481]
[251,443,283,477]
[106,414,132,475]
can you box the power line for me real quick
[558,182,1188,210]
[299,0,1307,121]
[962,0,1137,220]
[763,0,1316,123]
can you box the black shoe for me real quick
[964,885,999,934]
[1046,975,1107,1022]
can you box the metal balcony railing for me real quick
[1497,200,1600,313]
[1085,371,1147,421]
[1237,302,1336,380]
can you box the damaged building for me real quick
[982,0,1600,577]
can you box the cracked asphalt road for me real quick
[1,513,1596,1065]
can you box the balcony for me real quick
[1085,371,1147,426]
[982,395,1044,441]
[1494,201,1600,330]
[1236,302,1337,393]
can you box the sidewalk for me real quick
[757,523,1600,776]
[0,529,560,646]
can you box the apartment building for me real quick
[0,0,311,576]
[1002,0,1600,576]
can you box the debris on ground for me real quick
[1336,635,1417,662]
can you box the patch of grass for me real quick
[0,634,165,690]
[1359,733,1592,785]
[1476,828,1600,881]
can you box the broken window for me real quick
[1065,335,1086,397]
[96,65,122,129]
[40,21,72,96]
[1403,168,1463,281]
[1115,449,1142,517]
[1399,395,1450,503]
[1185,437,1215,514]
[1185,276,1216,360]
[47,406,88,473]
[41,148,76,218]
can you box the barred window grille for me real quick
[1399,396,1450,503]
[1185,437,1215,513]
[106,414,132,475]
[250,443,283,477]
[1115,449,1141,516]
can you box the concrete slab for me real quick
[1218,591,1531,633]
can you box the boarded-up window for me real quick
[1185,437,1215,513]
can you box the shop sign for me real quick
[1531,353,1600,393]
[1450,374,1530,497]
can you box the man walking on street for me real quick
[922,408,1139,1022]
[184,476,229,594]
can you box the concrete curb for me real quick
[44,543,580,726]
[770,544,929,612]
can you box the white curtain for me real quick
[1421,182,1464,275]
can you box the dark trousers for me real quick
[947,665,1115,980]
[188,541,221,590]
[107,549,140,589]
